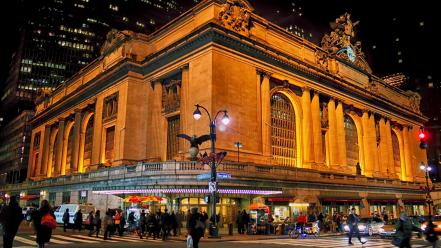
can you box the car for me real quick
[22,206,37,221]
[344,217,385,236]
[379,217,422,239]
[421,215,441,234]
[54,203,95,225]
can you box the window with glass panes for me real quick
[271,93,296,167]
[392,132,401,178]
[83,116,94,168]
[344,115,359,167]
[167,115,180,160]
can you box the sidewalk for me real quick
[168,232,346,242]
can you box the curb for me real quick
[168,233,346,242]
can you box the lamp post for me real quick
[233,141,243,162]
[420,163,434,218]
[193,104,229,238]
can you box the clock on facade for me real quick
[347,46,356,62]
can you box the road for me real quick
[2,233,434,248]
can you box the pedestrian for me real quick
[139,210,146,238]
[171,211,178,236]
[114,210,121,235]
[348,208,366,245]
[74,209,83,231]
[103,210,112,240]
[161,209,170,240]
[188,207,204,248]
[425,220,438,248]
[33,200,55,248]
[393,210,419,248]
[0,196,23,248]
[87,211,95,236]
[318,212,324,230]
[147,212,158,240]
[93,210,101,238]
[62,208,70,232]
[119,212,126,236]
[236,210,243,234]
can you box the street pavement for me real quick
[2,234,435,248]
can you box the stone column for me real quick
[301,87,314,168]
[362,111,372,177]
[385,119,396,178]
[27,134,36,178]
[40,125,51,176]
[54,120,65,176]
[327,98,339,169]
[255,70,262,154]
[335,101,347,170]
[311,91,323,167]
[403,126,413,181]
[179,65,189,158]
[259,69,272,161]
[71,110,82,173]
[378,118,389,177]
[369,114,380,176]
[152,79,163,160]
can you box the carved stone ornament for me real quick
[407,91,422,113]
[315,50,329,71]
[320,13,372,73]
[100,29,133,55]
[218,0,254,36]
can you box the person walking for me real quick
[74,209,83,231]
[188,207,204,248]
[93,210,101,238]
[33,200,55,248]
[425,220,438,248]
[87,211,95,236]
[139,210,146,238]
[62,208,70,232]
[147,212,158,240]
[0,196,23,248]
[103,210,112,240]
[347,208,366,245]
[394,211,418,248]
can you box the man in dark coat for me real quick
[347,208,366,245]
[33,200,54,248]
[188,207,204,248]
[0,196,23,248]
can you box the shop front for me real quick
[321,198,361,216]
[368,199,398,220]
[403,199,426,216]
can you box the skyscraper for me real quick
[0,0,195,184]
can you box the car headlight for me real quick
[344,225,349,231]
[438,225,441,229]
[421,224,426,231]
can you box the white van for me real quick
[54,204,95,224]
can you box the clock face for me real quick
[347,46,356,62]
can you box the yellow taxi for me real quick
[421,215,441,234]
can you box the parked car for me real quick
[344,217,385,236]
[54,203,95,225]
[379,217,422,239]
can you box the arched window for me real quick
[83,116,94,168]
[344,115,359,167]
[271,93,296,167]
[50,132,58,176]
[392,132,401,178]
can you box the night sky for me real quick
[0,1,438,91]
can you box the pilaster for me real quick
[327,98,339,169]
[335,101,348,171]
[55,119,65,176]
[71,110,82,173]
[41,125,51,176]
[311,91,324,169]
[258,69,272,162]
[361,111,372,177]
[179,65,190,158]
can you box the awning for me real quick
[20,195,40,200]
[321,198,361,203]
[402,199,426,204]
[368,199,398,204]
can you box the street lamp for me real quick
[420,163,434,217]
[193,104,229,237]
[233,141,243,162]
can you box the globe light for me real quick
[193,107,202,120]
[428,166,432,172]
[221,112,230,125]
[421,165,426,170]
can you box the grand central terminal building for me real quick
[2,0,429,224]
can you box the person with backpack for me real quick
[33,200,55,248]
[0,196,23,248]
[62,208,70,232]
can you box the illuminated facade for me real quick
[0,0,188,183]
[6,0,429,219]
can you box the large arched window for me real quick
[344,115,359,167]
[83,116,94,169]
[392,132,401,178]
[271,93,296,167]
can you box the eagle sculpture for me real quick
[176,134,211,148]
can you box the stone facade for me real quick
[10,0,429,218]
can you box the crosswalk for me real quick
[234,237,431,248]
[11,233,175,247]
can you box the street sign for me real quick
[197,172,232,180]
[209,182,217,193]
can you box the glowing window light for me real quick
[92,188,283,195]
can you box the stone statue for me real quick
[177,134,211,160]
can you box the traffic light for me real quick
[419,130,428,149]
